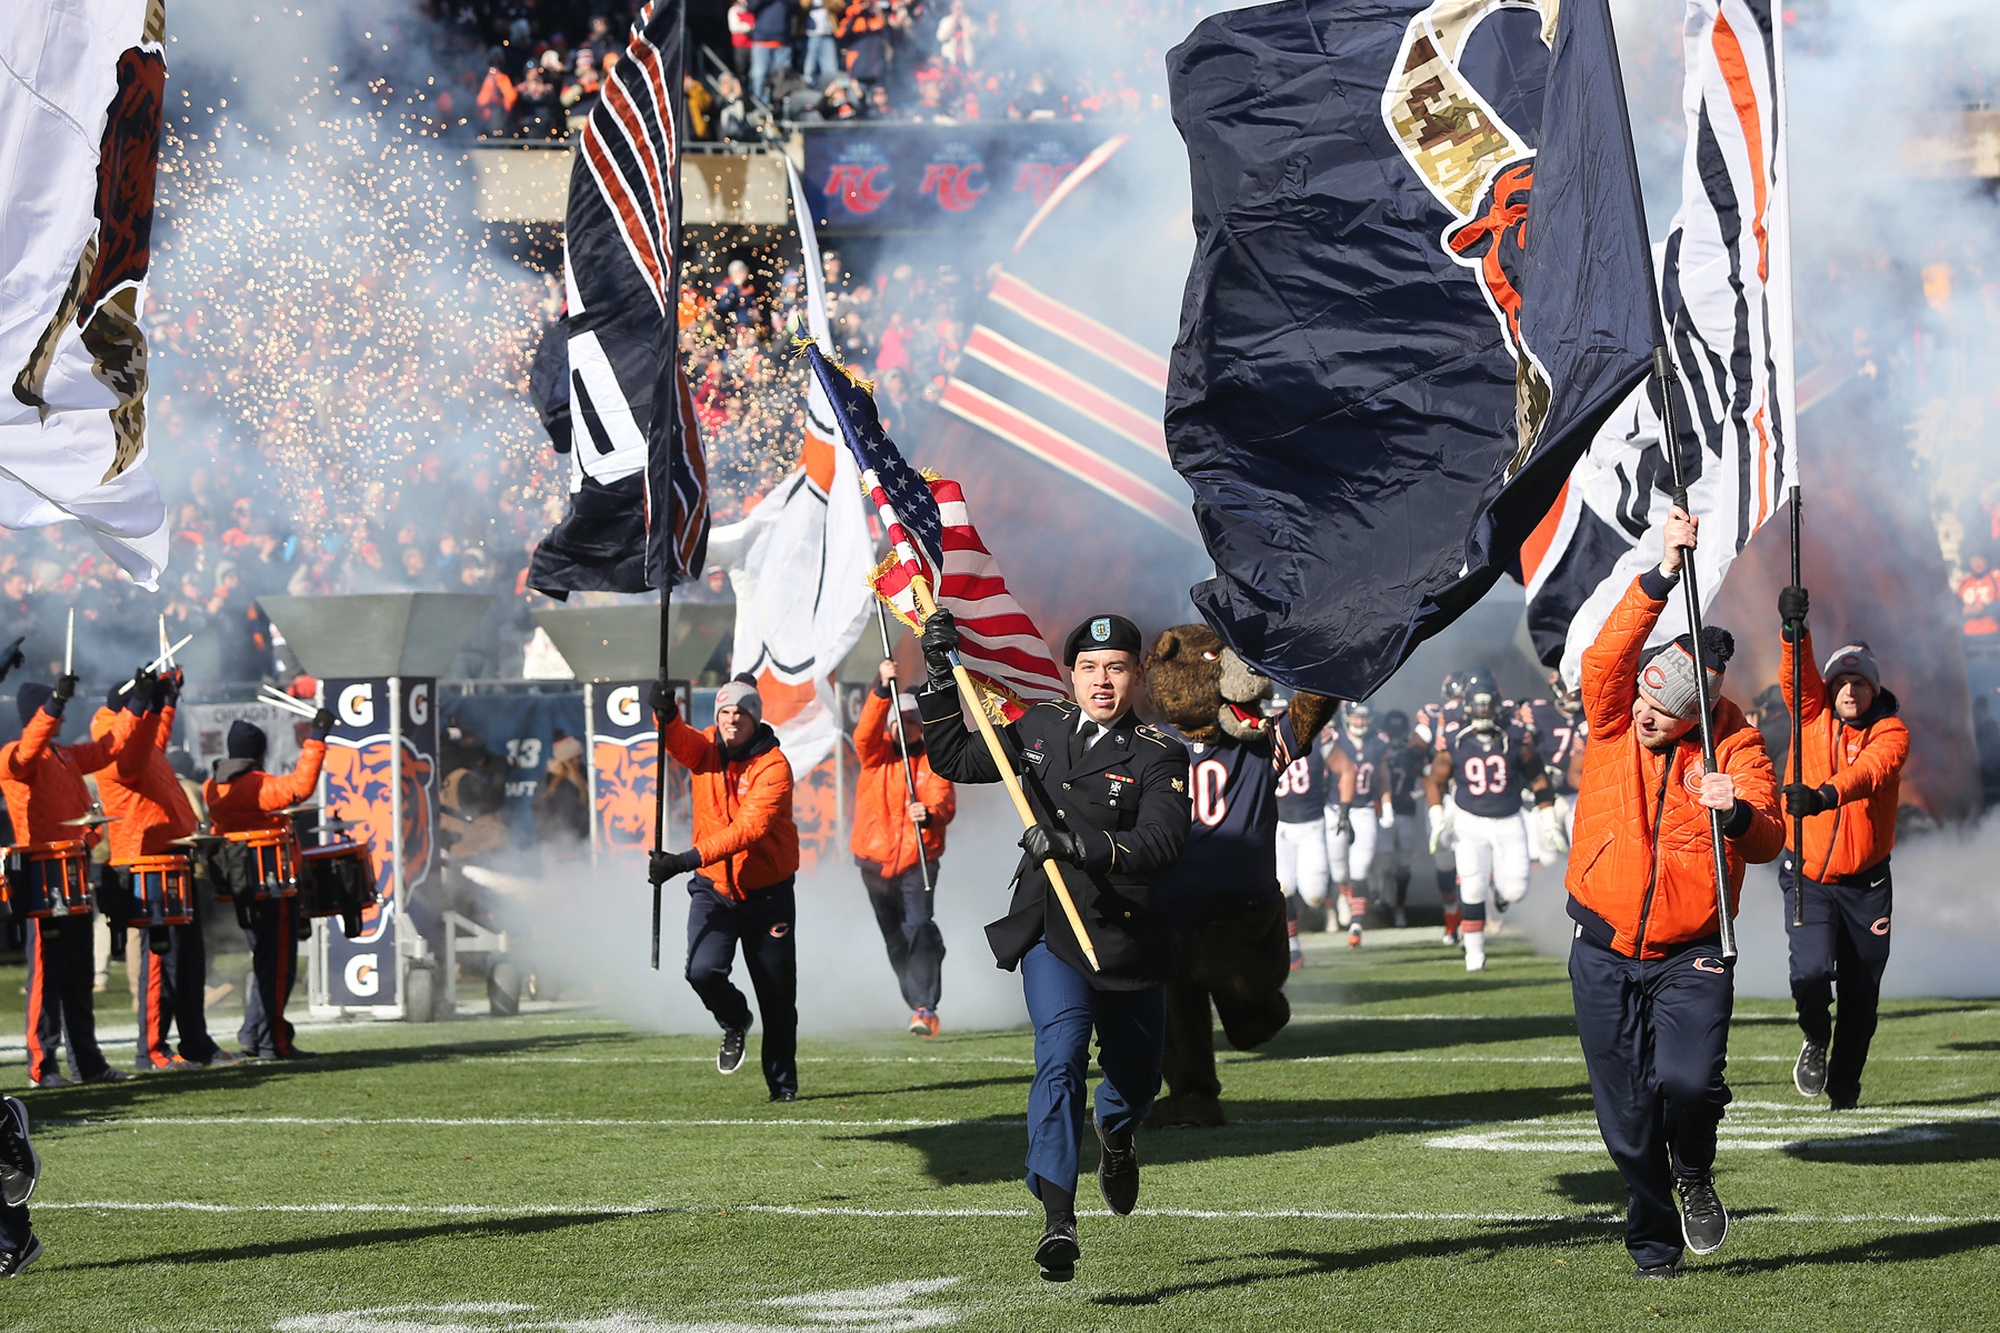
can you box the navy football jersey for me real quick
[1383,737,1426,815]
[1155,725,1281,925]
[1449,723,1532,818]
[1274,735,1327,823]
[1330,729,1390,806]
[1523,699,1587,792]
[1419,699,1468,755]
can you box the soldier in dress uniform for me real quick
[915,610,1188,1283]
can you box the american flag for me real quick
[805,347,1065,718]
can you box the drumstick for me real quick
[257,686,320,719]
[115,635,195,694]
[159,615,171,669]
[64,608,73,677]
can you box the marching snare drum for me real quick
[219,827,299,902]
[4,841,94,919]
[129,852,196,928]
[299,840,377,938]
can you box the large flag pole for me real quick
[1788,487,1806,928]
[651,606,669,972]
[908,577,1098,971]
[1654,347,1737,960]
[874,599,933,895]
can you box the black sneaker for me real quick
[1034,1219,1079,1281]
[0,1235,42,1278]
[1095,1119,1139,1216]
[1633,1258,1683,1280]
[30,1073,70,1090]
[80,1067,130,1084]
[769,1090,796,1103]
[1829,1093,1859,1112]
[1794,1039,1828,1098]
[717,1028,747,1075]
[1676,1173,1728,1255]
[0,1099,39,1208]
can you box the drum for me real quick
[129,852,195,928]
[218,827,299,902]
[300,840,378,938]
[4,841,94,919]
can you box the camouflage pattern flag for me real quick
[0,0,170,586]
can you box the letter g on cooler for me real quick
[339,682,376,728]
[344,952,381,997]
[608,685,642,728]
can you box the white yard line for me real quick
[32,1200,2000,1226]
[44,1112,1485,1130]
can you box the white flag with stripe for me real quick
[1522,0,1795,684]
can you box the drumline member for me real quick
[1424,668,1552,973]
[0,675,152,1087]
[92,668,235,1070]
[204,714,334,1059]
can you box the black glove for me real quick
[1783,782,1831,818]
[1019,824,1089,867]
[1335,804,1354,840]
[127,667,159,712]
[648,848,701,885]
[1778,584,1809,628]
[52,674,78,704]
[920,609,960,688]
[649,673,680,725]
[158,668,182,707]
[310,707,335,738]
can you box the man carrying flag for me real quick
[807,345,1188,1283]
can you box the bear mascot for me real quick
[1143,624,1335,1128]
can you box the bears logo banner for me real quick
[1165,0,1657,701]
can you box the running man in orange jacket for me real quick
[851,659,955,1037]
[91,669,233,1071]
[647,676,801,1100]
[205,714,333,1059]
[0,674,153,1087]
[1566,507,1783,1277]
[1774,585,1911,1110]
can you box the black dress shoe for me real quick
[1034,1219,1079,1281]
[1633,1258,1683,1279]
[1096,1119,1139,1216]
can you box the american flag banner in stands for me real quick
[529,0,709,597]
[805,346,1065,718]
[1522,0,1796,686]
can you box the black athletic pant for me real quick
[860,863,944,1013]
[685,876,797,1097]
[1570,928,1733,1270]
[127,879,220,1069]
[1781,853,1892,1105]
[239,895,300,1058]
[24,915,111,1083]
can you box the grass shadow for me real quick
[1710,1220,2000,1274]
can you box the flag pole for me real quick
[1788,486,1806,929]
[907,576,1099,972]
[874,599,933,894]
[1653,347,1738,961]
[651,598,669,972]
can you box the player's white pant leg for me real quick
[1348,806,1380,882]
[1324,810,1353,884]
[1277,817,1330,907]
[1558,793,1575,843]
[1522,807,1546,866]
[1454,816,1495,906]
[1492,812,1531,906]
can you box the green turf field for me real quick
[4,927,1997,1333]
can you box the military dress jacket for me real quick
[917,685,1190,991]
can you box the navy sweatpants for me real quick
[1781,853,1892,1105]
[126,873,220,1070]
[24,916,111,1083]
[1570,929,1734,1270]
[239,896,301,1058]
[685,877,798,1097]
[860,863,944,1013]
[1021,941,1165,1200]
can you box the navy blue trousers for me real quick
[1021,942,1165,1200]
[129,889,219,1070]
[685,877,797,1097]
[239,896,300,1058]
[24,916,110,1083]
[1781,854,1892,1104]
[0,1198,24,1253]
[1570,930,1734,1269]
[861,863,944,1013]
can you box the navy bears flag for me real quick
[530,1,708,597]
[1165,0,1657,700]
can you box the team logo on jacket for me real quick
[1683,762,1708,794]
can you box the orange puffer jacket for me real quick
[850,688,953,878]
[91,704,199,864]
[1780,631,1908,882]
[663,715,798,898]
[1565,574,1785,958]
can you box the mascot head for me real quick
[1143,623,1274,745]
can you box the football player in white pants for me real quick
[1324,704,1386,948]
[1274,735,1333,962]
[1454,811,1532,970]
